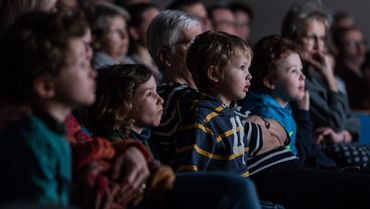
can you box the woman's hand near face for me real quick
[302,52,338,92]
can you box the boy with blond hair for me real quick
[174,31,297,176]
[174,31,370,209]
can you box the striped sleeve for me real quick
[244,122,263,157]
[174,120,217,172]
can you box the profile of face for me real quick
[234,10,251,41]
[100,15,129,61]
[53,37,97,106]
[131,76,164,128]
[300,19,326,58]
[340,29,366,65]
[271,52,305,103]
[215,53,252,105]
[211,8,237,36]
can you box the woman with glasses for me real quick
[281,1,370,169]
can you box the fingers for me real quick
[112,153,125,180]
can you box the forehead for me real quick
[66,38,85,61]
[135,76,156,92]
[107,15,127,28]
[229,48,252,64]
[343,29,363,40]
[304,19,326,35]
[275,52,302,69]
[180,24,203,40]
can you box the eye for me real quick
[240,65,245,71]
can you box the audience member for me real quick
[167,0,212,31]
[127,3,161,80]
[88,2,134,69]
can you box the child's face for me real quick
[272,52,305,102]
[131,76,164,128]
[216,54,252,105]
[100,15,129,60]
[53,37,97,107]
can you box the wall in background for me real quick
[151,0,370,48]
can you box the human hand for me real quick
[302,52,334,76]
[247,116,285,155]
[296,90,310,111]
[314,127,352,144]
[112,146,150,205]
[147,165,175,198]
[247,115,288,147]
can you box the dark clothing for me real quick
[293,109,337,168]
[336,61,370,109]
[251,165,370,209]
[0,112,71,206]
[305,67,360,139]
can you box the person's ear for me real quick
[158,48,171,68]
[128,26,140,41]
[33,75,55,99]
[207,65,220,83]
[263,76,276,90]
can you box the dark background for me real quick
[151,0,370,46]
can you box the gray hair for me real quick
[147,10,201,67]
[281,1,331,42]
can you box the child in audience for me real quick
[178,30,370,209]
[85,63,262,209]
[238,35,313,163]
[0,11,96,206]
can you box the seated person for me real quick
[175,30,370,209]
[0,11,96,206]
[84,63,262,209]
[87,3,135,69]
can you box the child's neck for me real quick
[207,88,232,107]
[270,92,289,108]
[131,125,144,134]
[35,100,71,123]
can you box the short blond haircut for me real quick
[186,31,252,92]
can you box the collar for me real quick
[129,128,151,142]
[32,106,66,135]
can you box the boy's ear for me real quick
[128,26,140,41]
[263,77,276,90]
[33,75,56,99]
[157,48,171,68]
[207,65,220,83]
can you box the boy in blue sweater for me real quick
[238,35,309,157]
[0,11,96,206]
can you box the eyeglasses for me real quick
[165,38,195,49]
[344,40,367,49]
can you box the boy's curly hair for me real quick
[86,64,152,138]
[249,35,301,92]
